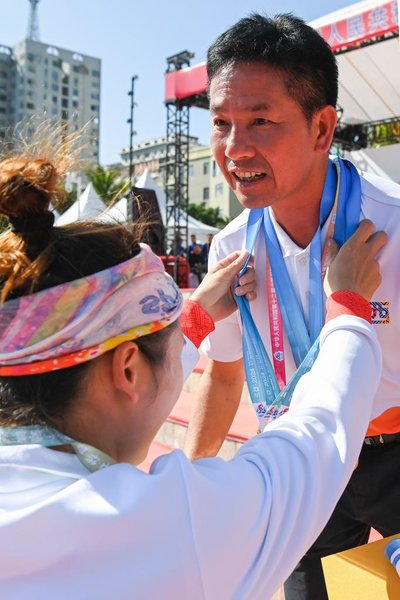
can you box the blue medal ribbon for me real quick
[0,425,115,471]
[237,156,362,429]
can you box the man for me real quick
[185,13,400,600]
[188,233,198,254]
[189,242,206,285]
[201,233,214,266]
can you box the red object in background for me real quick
[160,256,189,288]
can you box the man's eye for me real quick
[254,118,269,125]
[213,119,228,127]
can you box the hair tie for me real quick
[8,211,55,234]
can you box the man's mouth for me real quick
[234,171,266,182]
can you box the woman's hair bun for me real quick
[0,157,59,219]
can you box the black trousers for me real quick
[283,439,400,600]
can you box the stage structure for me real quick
[163,51,204,280]
[163,0,399,256]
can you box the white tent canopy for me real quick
[310,0,399,182]
[56,183,106,225]
[310,0,400,124]
[134,169,219,241]
[101,196,128,223]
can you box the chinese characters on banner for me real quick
[317,1,399,52]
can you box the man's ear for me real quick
[314,105,337,153]
[111,342,140,403]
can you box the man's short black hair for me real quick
[207,13,338,120]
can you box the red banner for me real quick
[164,2,399,102]
[317,0,398,52]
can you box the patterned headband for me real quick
[0,244,183,376]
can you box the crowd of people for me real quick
[169,232,215,286]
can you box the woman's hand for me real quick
[190,250,256,322]
[324,220,388,300]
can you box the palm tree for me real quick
[86,165,128,206]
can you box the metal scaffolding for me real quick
[164,51,193,283]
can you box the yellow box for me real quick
[322,534,400,599]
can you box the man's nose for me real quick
[225,126,255,160]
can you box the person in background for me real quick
[201,232,214,269]
[188,233,198,254]
[168,233,186,258]
[189,242,207,285]
[185,13,400,600]
[0,140,387,599]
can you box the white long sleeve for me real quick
[0,315,381,600]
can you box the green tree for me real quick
[187,202,230,229]
[86,165,128,206]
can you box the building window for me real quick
[72,100,79,108]
[212,160,221,177]
[203,187,209,201]
[203,161,209,175]
[62,86,69,96]
[52,96,57,103]
[72,88,79,96]
[92,69,100,77]
[188,164,194,177]
[215,183,224,197]
[61,98,68,108]
[46,47,59,57]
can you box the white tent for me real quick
[56,183,106,225]
[101,196,128,223]
[310,0,399,181]
[134,170,219,241]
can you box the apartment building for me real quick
[0,38,101,162]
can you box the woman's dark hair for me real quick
[0,151,174,428]
[207,13,338,120]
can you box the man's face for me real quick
[209,61,326,211]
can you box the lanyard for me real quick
[237,156,362,430]
[0,425,115,472]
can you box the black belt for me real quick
[364,433,400,446]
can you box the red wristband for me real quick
[326,291,372,323]
[179,300,215,347]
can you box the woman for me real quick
[0,149,386,599]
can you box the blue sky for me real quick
[2,0,356,165]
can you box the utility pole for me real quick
[27,0,40,41]
[127,75,138,184]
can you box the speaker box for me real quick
[128,187,165,255]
